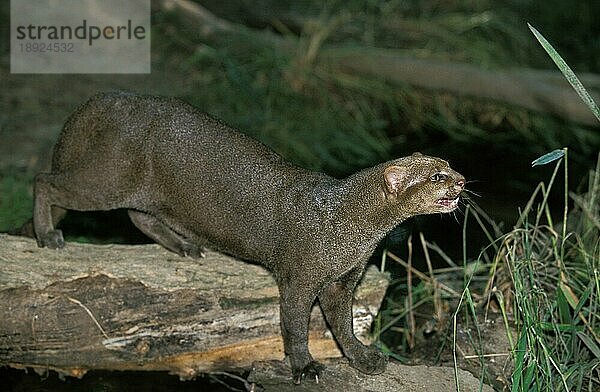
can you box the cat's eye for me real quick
[430,173,448,182]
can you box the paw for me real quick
[38,229,65,249]
[292,361,325,385]
[180,242,206,259]
[348,346,388,375]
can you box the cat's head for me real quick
[383,153,465,217]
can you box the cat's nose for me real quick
[455,179,465,190]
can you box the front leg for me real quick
[278,281,324,384]
[318,267,388,375]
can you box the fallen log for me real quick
[0,234,388,380]
[0,235,499,391]
[323,48,600,127]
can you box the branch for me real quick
[324,48,599,127]
[158,0,599,127]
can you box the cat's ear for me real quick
[384,165,409,194]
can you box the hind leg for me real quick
[34,172,130,248]
[128,210,204,258]
[15,206,64,239]
[34,174,71,248]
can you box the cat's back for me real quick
[52,92,285,174]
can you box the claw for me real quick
[292,361,324,384]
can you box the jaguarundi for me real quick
[33,92,465,384]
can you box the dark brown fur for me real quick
[33,92,465,383]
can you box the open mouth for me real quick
[436,196,460,210]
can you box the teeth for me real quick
[437,196,459,209]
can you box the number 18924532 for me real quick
[18,42,74,53]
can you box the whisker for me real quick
[459,196,472,205]
[453,211,460,224]
[462,188,481,198]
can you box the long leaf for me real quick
[528,23,600,123]
[576,332,600,359]
[531,149,565,167]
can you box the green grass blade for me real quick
[528,23,600,123]
[557,287,571,325]
[523,362,536,391]
[573,285,592,316]
[511,331,527,392]
[576,332,600,359]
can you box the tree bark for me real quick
[0,234,388,380]
[158,0,599,127]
